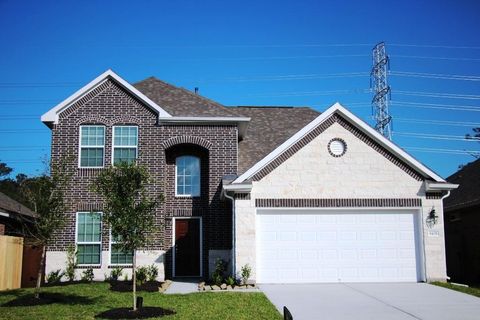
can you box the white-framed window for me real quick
[76,212,102,265]
[175,155,200,197]
[79,125,105,168]
[112,126,138,165]
[109,232,133,265]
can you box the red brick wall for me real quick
[0,223,4,235]
[48,80,237,277]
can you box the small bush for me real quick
[146,264,159,282]
[211,258,227,286]
[81,267,94,282]
[136,266,148,285]
[65,244,77,282]
[123,273,129,282]
[225,276,236,286]
[46,269,64,283]
[111,267,124,281]
[241,264,251,285]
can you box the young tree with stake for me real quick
[92,162,161,311]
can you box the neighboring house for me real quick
[0,191,36,236]
[41,69,457,283]
[443,158,480,285]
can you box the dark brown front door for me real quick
[174,218,201,277]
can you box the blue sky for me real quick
[0,0,479,178]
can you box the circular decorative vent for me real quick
[328,138,347,157]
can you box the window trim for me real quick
[75,211,102,266]
[108,230,133,266]
[111,125,139,165]
[175,155,201,197]
[78,125,106,169]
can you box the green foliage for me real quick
[211,258,227,286]
[135,266,148,285]
[0,161,12,178]
[107,267,124,282]
[65,245,77,281]
[123,273,129,282]
[91,162,162,253]
[240,264,252,285]
[46,270,64,284]
[81,267,94,282]
[225,276,236,286]
[146,264,159,282]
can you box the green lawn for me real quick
[432,282,480,298]
[0,282,282,320]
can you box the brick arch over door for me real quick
[162,136,213,150]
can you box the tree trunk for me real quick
[34,245,46,299]
[132,249,137,311]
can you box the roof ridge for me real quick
[134,77,243,117]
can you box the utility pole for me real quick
[371,42,392,140]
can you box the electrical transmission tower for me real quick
[371,42,392,140]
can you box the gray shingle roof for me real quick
[0,192,37,218]
[444,158,480,211]
[133,77,244,117]
[234,106,320,174]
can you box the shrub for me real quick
[123,273,129,282]
[241,264,251,285]
[46,269,64,284]
[111,267,124,281]
[135,266,148,285]
[146,264,158,282]
[211,258,227,286]
[65,244,77,282]
[225,276,236,286]
[81,267,94,282]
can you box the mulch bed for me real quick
[109,281,163,292]
[95,307,175,319]
[2,292,95,307]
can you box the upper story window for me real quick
[79,125,105,168]
[176,155,200,197]
[76,212,102,265]
[113,126,138,165]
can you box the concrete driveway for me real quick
[260,283,480,320]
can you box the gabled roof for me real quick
[444,158,480,211]
[234,106,320,174]
[134,77,244,117]
[41,69,172,126]
[233,102,448,184]
[0,192,37,219]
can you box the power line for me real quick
[395,90,480,100]
[395,118,480,127]
[404,146,480,156]
[391,71,480,82]
[393,131,480,142]
[389,43,480,50]
[392,55,480,62]
[391,101,480,112]
[248,89,371,98]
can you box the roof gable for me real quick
[41,70,171,126]
[234,103,446,184]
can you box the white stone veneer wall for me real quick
[235,122,447,282]
[45,250,165,282]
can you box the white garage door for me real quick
[256,209,421,283]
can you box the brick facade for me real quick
[48,80,237,278]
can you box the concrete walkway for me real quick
[164,278,199,294]
[260,283,480,320]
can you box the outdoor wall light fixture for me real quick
[426,207,438,226]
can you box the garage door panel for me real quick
[257,210,420,283]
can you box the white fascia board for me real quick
[41,69,171,125]
[234,102,446,184]
[223,182,252,193]
[158,116,250,123]
[425,181,459,191]
[0,211,10,217]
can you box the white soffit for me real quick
[234,102,446,183]
[41,69,171,125]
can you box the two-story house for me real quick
[41,70,457,283]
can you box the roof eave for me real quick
[234,102,447,184]
[41,69,172,126]
[425,181,459,192]
[159,116,251,139]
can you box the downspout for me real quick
[224,192,236,277]
[440,190,451,280]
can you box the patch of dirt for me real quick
[109,281,163,292]
[2,292,96,307]
[95,307,176,319]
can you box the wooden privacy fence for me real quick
[0,235,23,291]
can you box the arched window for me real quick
[176,156,200,197]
